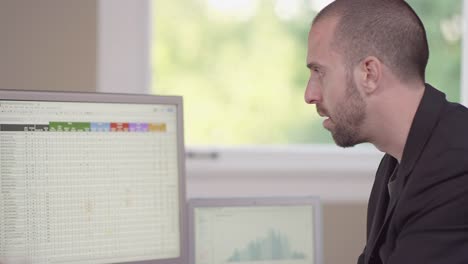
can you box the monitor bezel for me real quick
[187,196,323,264]
[0,89,188,264]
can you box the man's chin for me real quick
[331,130,362,148]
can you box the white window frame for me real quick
[462,0,468,104]
[98,0,468,202]
[97,0,151,94]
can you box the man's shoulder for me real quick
[409,96,468,181]
[415,99,468,177]
[400,100,468,217]
[434,101,468,148]
[445,101,468,121]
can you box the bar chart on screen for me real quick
[194,205,314,264]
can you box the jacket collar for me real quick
[398,84,447,180]
[365,84,448,263]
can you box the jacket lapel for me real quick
[365,156,397,264]
[364,84,447,263]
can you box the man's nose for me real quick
[304,78,322,104]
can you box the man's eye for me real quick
[313,68,323,76]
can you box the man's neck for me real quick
[368,83,426,162]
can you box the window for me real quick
[98,0,467,200]
[152,0,463,146]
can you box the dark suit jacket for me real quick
[358,84,468,264]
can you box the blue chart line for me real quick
[227,229,306,262]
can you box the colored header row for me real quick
[0,122,167,132]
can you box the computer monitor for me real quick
[0,90,187,264]
[188,197,323,264]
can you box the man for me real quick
[304,0,468,263]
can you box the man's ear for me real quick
[357,56,382,95]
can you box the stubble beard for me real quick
[329,74,367,148]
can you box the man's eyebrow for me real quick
[306,62,324,70]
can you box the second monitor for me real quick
[188,197,323,264]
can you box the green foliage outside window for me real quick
[152,0,462,145]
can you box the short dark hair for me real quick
[313,0,429,82]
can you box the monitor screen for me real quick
[188,197,323,264]
[0,90,187,264]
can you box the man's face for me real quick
[305,18,366,147]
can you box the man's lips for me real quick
[318,112,328,118]
[317,108,330,118]
[316,105,329,118]
[316,107,332,129]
